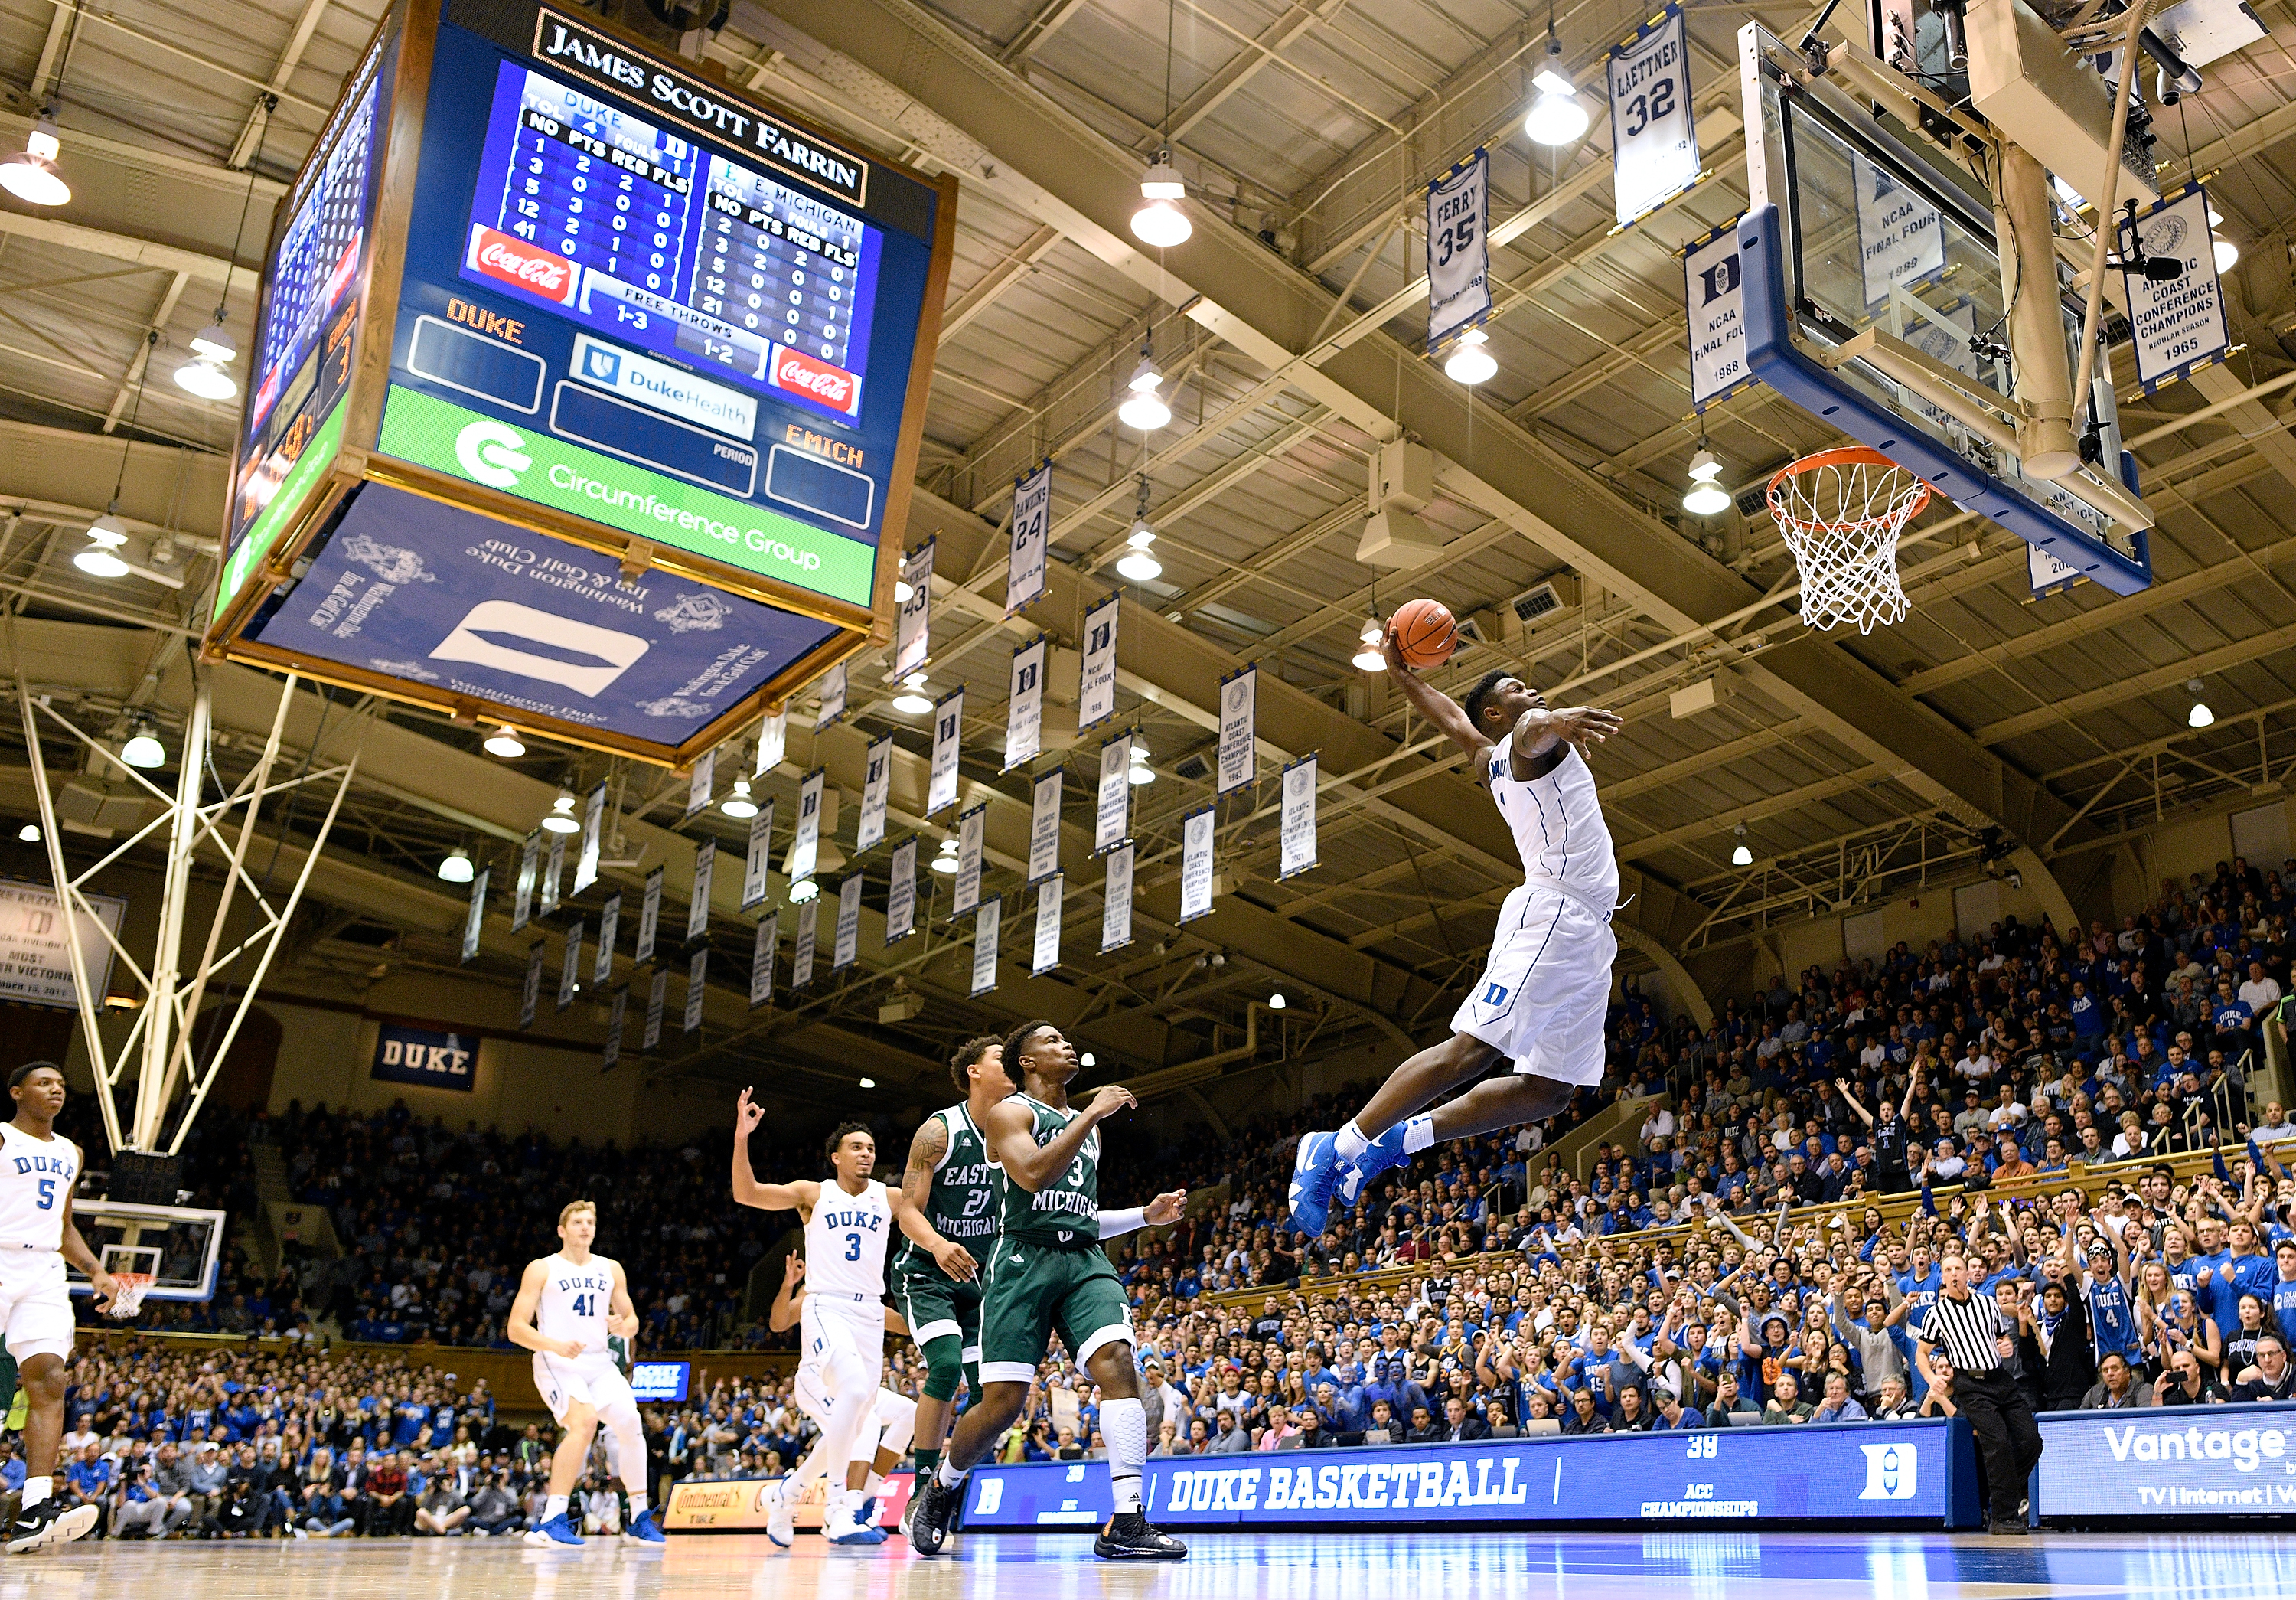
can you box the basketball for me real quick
[1389,598,1458,669]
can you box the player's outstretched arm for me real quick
[507,1259,583,1359]
[983,1086,1133,1192]
[1098,1188,1189,1239]
[729,1087,818,1212]
[894,1121,977,1282]
[57,1188,118,1311]
[1506,704,1623,780]
[767,1256,805,1334]
[1381,629,1490,760]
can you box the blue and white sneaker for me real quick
[825,1505,889,1546]
[1288,1130,1342,1237]
[762,1481,794,1548]
[524,1513,585,1546]
[1334,1121,1412,1210]
[855,1495,879,1527]
[623,1509,666,1543]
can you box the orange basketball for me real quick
[1389,598,1458,670]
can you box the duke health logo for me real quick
[1857,1442,1919,1500]
[583,344,622,384]
[455,419,531,489]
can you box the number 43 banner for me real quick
[1609,5,1698,228]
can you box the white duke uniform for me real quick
[529,1251,636,1422]
[0,1123,82,1363]
[1452,742,1620,1086]
[794,1179,891,1446]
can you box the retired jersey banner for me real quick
[644,966,667,1048]
[954,805,987,916]
[687,841,716,943]
[602,989,625,1072]
[684,947,707,1033]
[539,831,564,916]
[1032,873,1064,975]
[1101,841,1134,953]
[1007,461,1051,614]
[1426,149,1492,352]
[684,745,716,819]
[1029,769,1062,883]
[1005,635,1047,770]
[511,831,540,931]
[859,735,893,853]
[742,799,775,909]
[635,866,664,965]
[1180,806,1216,922]
[815,660,847,730]
[1078,593,1119,730]
[1684,219,1751,410]
[1280,754,1319,880]
[1216,667,1257,795]
[521,941,545,1029]
[793,897,818,989]
[575,782,606,894]
[833,874,863,970]
[971,898,1000,996]
[895,537,934,678]
[1609,5,1698,226]
[2123,184,2232,392]
[789,769,825,885]
[928,690,964,815]
[755,706,787,775]
[750,912,778,1008]
[461,867,488,964]
[887,837,918,942]
[595,891,621,985]
[558,919,584,1011]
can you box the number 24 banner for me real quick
[1609,5,1698,228]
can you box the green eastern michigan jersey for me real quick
[892,1105,1001,1274]
[997,1094,1100,1248]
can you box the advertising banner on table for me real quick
[1004,635,1047,770]
[661,1473,913,1535]
[751,913,779,1007]
[792,898,817,990]
[644,967,667,1048]
[2122,184,2232,392]
[1029,771,1062,883]
[635,867,664,965]
[684,746,716,819]
[1216,667,1256,795]
[2035,1402,2296,1517]
[1179,806,1215,922]
[741,800,775,909]
[887,838,917,942]
[575,782,605,893]
[1078,593,1119,730]
[971,898,1000,996]
[1684,219,1752,410]
[1007,462,1051,615]
[959,1421,1971,1530]
[1608,6,1698,227]
[894,537,934,678]
[512,831,540,931]
[833,875,862,970]
[539,831,565,916]
[1032,873,1063,974]
[815,661,847,730]
[954,805,986,916]
[755,707,787,776]
[520,941,545,1029]
[1100,841,1133,953]
[557,919,583,1010]
[370,1022,475,1092]
[684,948,707,1033]
[1094,733,1131,854]
[602,988,625,1073]
[687,841,715,943]
[1425,149,1492,352]
[1280,755,1318,880]
[595,891,620,985]
[859,734,892,852]
[789,769,825,887]
[928,690,964,815]
[461,867,488,964]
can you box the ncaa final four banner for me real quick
[1684,218,1753,411]
[683,746,715,819]
[858,735,892,852]
[1425,149,1491,354]
[1608,5,1699,228]
[928,690,964,815]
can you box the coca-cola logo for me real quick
[772,346,858,413]
[466,227,576,303]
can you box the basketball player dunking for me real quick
[1289,627,1623,1236]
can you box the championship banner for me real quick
[928,690,964,815]
[540,831,565,916]
[371,1023,475,1093]
[750,913,778,1008]
[558,919,584,1011]
[793,898,818,989]
[635,866,664,965]
[1852,154,1942,305]
[1029,769,1062,883]
[815,660,847,730]
[1101,841,1134,953]
[1004,635,1047,771]
[1608,5,1698,227]
[858,734,892,852]
[1179,805,1216,922]
[833,874,863,970]
[755,706,787,775]
[595,891,621,985]
[2027,541,2083,599]
[741,798,775,909]
[644,966,667,1048]
[789,769,826,886]
[684,745,716,819]
[1280,754,1319,880]
[687,840,716,943]
[1094,733,1131,854]
[461,868,488,964]
[894,537,934,678]
[520,941,545,1029]
[954,805,987,916]
[1216,666,1257,795]
[1032,873,1063,975]
[1007,461,1051,615]
[575,781,605,893]
[602,988,625,1073]
[971,898,1000,996]
[684,948,706,1033]
[887,837,917,942]
[511,831,540,931]
[1078,593,1119,730]
[2122,184,2232,392]
[1426,148,1492,353]
[1684,218,1752,411]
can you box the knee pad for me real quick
[921,1334,964,1402]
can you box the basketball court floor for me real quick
[21,1530,2296,1600]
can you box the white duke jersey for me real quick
[533,1252,618,1357]
[1485,742,1619,909]
[805,1179,892,1298]
[0,1124,80,1252]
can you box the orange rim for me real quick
[1766,446,1932,531]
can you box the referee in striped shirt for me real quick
[1916,1250,2043,1534]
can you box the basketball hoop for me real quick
[106,1272,154,1319]
[1766,446,1932,635]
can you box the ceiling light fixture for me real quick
[789,877,820,903]
[483,725,526,758]
[932,836,959,873]
[1352,615,1388,671]
[722,777,759,819]
[542,792,582,833]
[16,823,40,844]
[1442,326,1497,385]
[1130,0,1190,248]
[1523,18,1589,147]
[0,114,69,207]
[1730,824,1753,867]
[438,847,475,884]
[1117,344,1172,431]
[1268,991,1286,1010]
[1683,446,1732,515]
[120,719,165,770]
[1127,743,1156,785]
[1116,474,1164,580]
[1080,1051,1096,1066]
[2213,234,2239,272]
[174,318,239,400]
[895,579,913,603]
[858,1077,876,1089]
[2187,678,2214,729]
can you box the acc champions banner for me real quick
[371,1021,477,1091]
[961,1422,1971,1530]
[2036,1403,2296,1517]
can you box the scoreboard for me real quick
[204,0,955,766]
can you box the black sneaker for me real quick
[7,1500,100,1554]
[908,1475,958,1556]
[1094,1511,1187,1560]
[1987,1516,2031,1536]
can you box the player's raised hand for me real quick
[735,1087,766,1138]
[1379,625,1417,678]
[1081,1084,1137,1122]
[932,1239,980,1282]
[783,1255,806,1286]
[1144,1190,1189,1226]
[1542,705,1623,750]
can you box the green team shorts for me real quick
[977,1242,1134,1384]
[892,1258,985,1356]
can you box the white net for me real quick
[106,1272,154,1318]
[1766,448,1932,635]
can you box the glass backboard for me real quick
[67,1202,227,1303]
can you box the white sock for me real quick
[936,1457,967,1490]
[1402,1114,1435,1154]
[627,1491,648,1515]
[544,1494,569,1522]
[1334,1121,1368,1163]
[1102,1396,1146,1514]
[864,1470,884,1495]
[20,1476,49,1512]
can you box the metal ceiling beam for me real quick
[229,0,330,169]
[938,224,1062,347]
[0,113,285,199]
[0,212,236,291]
[1974,622,2296,745]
